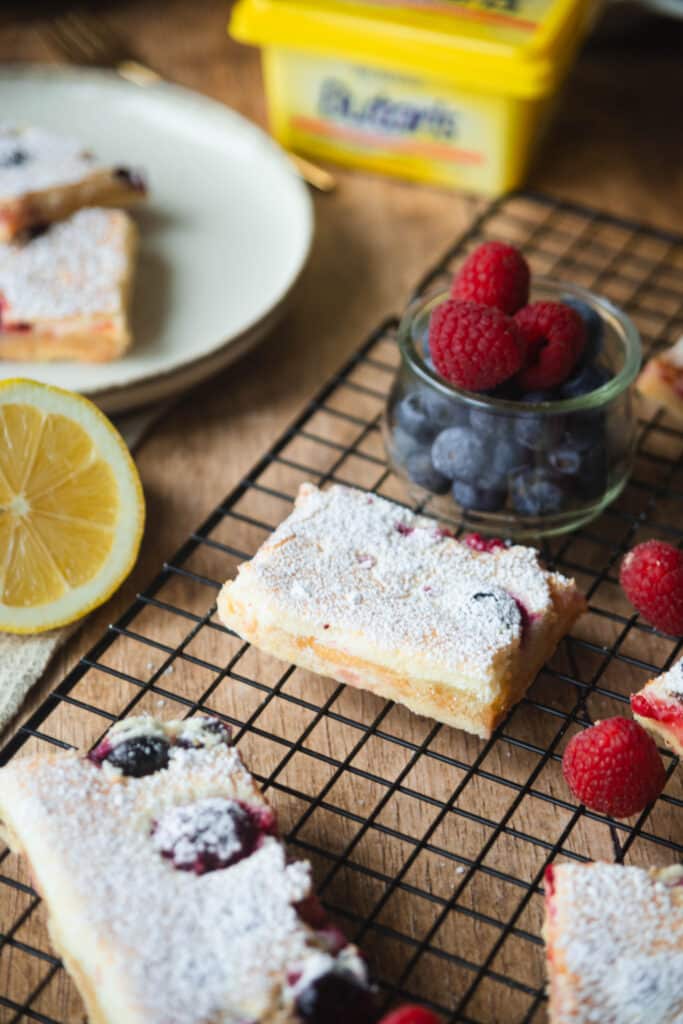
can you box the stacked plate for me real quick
[0,66,313,414]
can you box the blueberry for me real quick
[563,412,605,452]
[396,390,461,443]
[113,166,146,192]
[153,797,259,874]
[0,149,28,168]
[560,364,612,400]
[431,426,487,480]
[563,295,603,364]
[416,321,432,362]
[405,452,450,495]
[548,444,582,476]
[516,393,564,452]
[579,444,609,500]
[522,390,556,403]
[470,408,512,439]
[471,590,522,631]
[296,969,376,1024]
[390,425,423,461]
[25,222,49,241]
[510,468,566,516]
[103,736,170,777]
[490,436,528,483]
[175,716,232,749]
[452,478,506,512]
[549,435,609,496]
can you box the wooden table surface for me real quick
[1,3,683,1022]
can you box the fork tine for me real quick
[46,17,99,65]
[45,10,163,87]
[64,11,129,63]
[59,12,110,63]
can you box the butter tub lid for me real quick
[230,0,597,98]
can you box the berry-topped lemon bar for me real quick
[637,336,683,422]
[0,207,137,362]
[632,659,683,758]
[0,124,146,241]
[544,861,683,1023]
[218,483,585,738]
[0,715,376,1024]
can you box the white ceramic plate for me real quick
[0,66,314,413]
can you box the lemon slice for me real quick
[0,379,144,634]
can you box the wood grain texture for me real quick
[1,3,683,1022]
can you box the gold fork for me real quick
[44,11,337,193]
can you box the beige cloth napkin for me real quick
[0,404,165,734]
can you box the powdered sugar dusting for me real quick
[0,208,131,321]
[662,336,683,369]
[0,719,369,1023]
[0,124,103,200]
[647,659,683,700]
[235,484,573,679]
[547,862,683,1023]
[152,797,253,869]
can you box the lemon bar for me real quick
[0,207,137,362]
[631,658,683,758]
[218,483,586,738]
[637,336,683,422]
[0,715,375,1024]
[544,861,683,1023]
[0,124,146,241]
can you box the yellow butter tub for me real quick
[229,0,597,195]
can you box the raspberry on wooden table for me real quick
[379,1005,441,1024]
[451,241,530,315]
[562,717,666,819]
[429,298,525,392]
[620,539,683,635]
[514,301,586,390]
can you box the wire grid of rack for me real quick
[2,192,683,1024]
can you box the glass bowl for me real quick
[382,278,642,540]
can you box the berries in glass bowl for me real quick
[383,242,642,539]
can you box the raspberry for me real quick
[379,1007,441,1024]
[620,540,683,635]
[514,302,586,390]
[429,299,525,392]
[562,717,666,819]
[452,241,530,314]
[464,533,507,553]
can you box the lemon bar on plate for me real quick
[218,484,585,738]
[544,861,683,1023]
[0,124,146,241]
[637,336,683,421]
[0,207,137,362]
[631,658,683,757]
[0,715,375,1024]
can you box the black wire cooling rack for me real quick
[2,192,683,1024]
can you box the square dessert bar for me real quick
[218,484,585,738]
[637,336,683,422]
[0,716,376,1024]
[0,124,146,241]
[631,658,683,758]
[544,861,683,1023]
[0,207,137,362]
